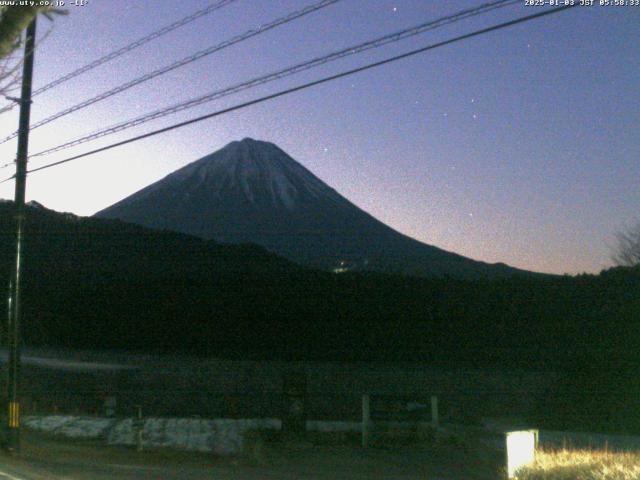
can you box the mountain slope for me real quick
[96,138,536,279]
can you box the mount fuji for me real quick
[95,138,534,279]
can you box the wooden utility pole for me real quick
[6,17,37,454]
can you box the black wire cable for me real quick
[26,0,518,160]
[1,4,576,183]
[0,0,238,116]
[0,0,341,143]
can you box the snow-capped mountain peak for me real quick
[165,138,340,211]
[96,138,534,279]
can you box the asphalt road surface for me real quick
[0,430,503,479]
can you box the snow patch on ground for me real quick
[110,418,283,454]
[24,415,281,455]
[24,415,116,439]
[23,415,365,455]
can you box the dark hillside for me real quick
[0,201,637,371]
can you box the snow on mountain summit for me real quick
[167,138,340,210]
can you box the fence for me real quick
[361,393,439,447]
[12,352,560,437]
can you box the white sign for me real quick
[506,430,537,478]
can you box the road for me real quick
[0,430,502,479]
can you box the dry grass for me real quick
[516,448,640,480]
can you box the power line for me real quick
[0,0,341,144]
[27,0,518,160]
[0,0,238,116]
[1,4,575,183]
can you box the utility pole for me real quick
[6,17,37,454]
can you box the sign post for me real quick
[133,405,144,452]
[282,369,307,436]
[361,394,370,448]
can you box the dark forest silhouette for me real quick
[1,202,639,433]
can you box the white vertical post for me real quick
[362,394,370,448]
[135,405,144,452]
[430,395,439,428]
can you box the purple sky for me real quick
[0,0,638,275]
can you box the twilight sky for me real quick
[0,0,638,275]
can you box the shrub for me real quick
[516,448,640,480]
